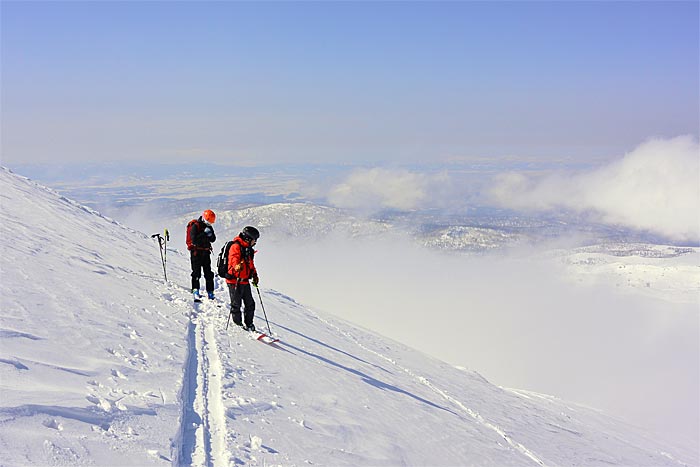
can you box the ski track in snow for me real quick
[174,298,232,467]
[304,308,547,467]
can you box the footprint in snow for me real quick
[86,395,112,412]
[128,349,147,359]
[160,293,174,301]
[111,369,127,379]
[43,418,63,431]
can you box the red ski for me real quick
[249,330,279,344]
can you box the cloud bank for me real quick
[261,233,699,444]
[488,136,700,242]
[328,168,437,211]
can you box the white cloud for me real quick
[261,233,699,442]
[327,168,432,211]
[488,136,700,242]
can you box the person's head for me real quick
[202,209,216,225]
[240,226,260,245]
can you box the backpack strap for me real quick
[238,240,255,261]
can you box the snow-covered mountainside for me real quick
[421,225,521,251]
[182,203,519,251]
[557,243,700,304]
[1,167,697,466]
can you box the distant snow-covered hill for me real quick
[184,202,518,252]
[557,243,700,304]
[1,167,697,466]
[420,225,520,251]
[215,203,392,240]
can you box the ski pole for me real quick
[254,284,272,336]
[163,228,169,281]
[226,278,241,330]
[151,233,167,282]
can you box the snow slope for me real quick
[0,167,697,466]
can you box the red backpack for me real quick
[185,219,200,251]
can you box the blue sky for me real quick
[1,1,698,166]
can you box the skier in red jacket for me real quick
[226,226,260,330]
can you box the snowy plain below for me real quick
[1,167,698,466]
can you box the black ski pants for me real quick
[190,250,214,293]
[228,282,255,327]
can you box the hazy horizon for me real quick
[2,1,698,166]
[6,133,699,245]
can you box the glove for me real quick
[204,226,215,240]
[252,274,259,287]
[234,262,243,273]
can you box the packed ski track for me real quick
[173,297,231,467]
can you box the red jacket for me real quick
[226,236,257,285]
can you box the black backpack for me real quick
[216,240,235,279]
[216,240,254,279]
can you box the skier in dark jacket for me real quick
[226,226,260,330]
[186,209,217,300]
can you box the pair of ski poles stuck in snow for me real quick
[152,229,169,282]
[152,229,273,336]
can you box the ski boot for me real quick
[193,289,202,302]
[207,291,215,300]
